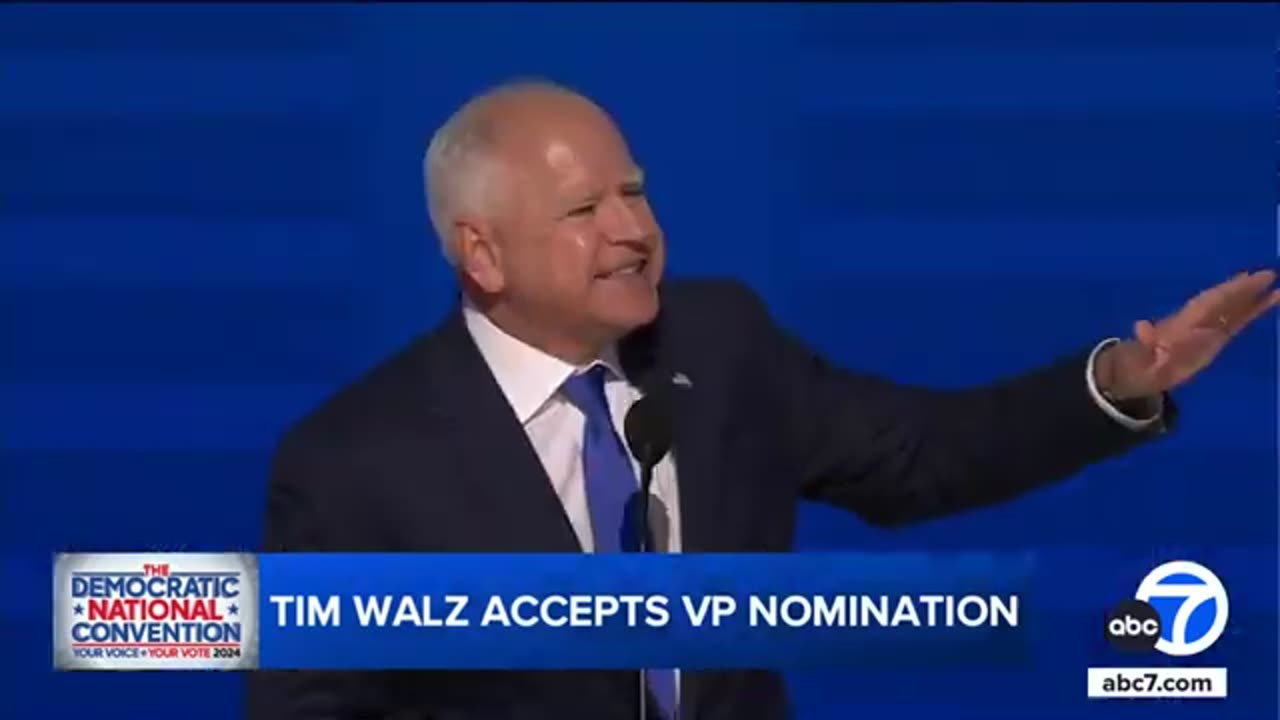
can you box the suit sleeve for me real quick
[734,283,1177,528]
[243,429,399,720]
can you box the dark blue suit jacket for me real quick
[245,278,1172,719]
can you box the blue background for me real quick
[256,553,1032,670]
[1,3,1275,718]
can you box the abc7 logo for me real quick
[1104,560,1229,656]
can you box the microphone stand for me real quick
[635,460,658,720]
[624,390,675,720]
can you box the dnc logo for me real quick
[1105,560,1229,657]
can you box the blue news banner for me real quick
[54,552,1033,670]
[263,554,1029,669]
[55,550,1029,671]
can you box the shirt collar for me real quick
[461,300,626,424]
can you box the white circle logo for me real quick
[1135,560,1229,657]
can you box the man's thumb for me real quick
[1134,319,1159,349]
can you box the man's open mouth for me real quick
[595,258,648,280]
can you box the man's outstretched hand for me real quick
[1095,269,1279,401]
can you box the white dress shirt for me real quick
[463,302,683,554]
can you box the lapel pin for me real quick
[671,372,692,388]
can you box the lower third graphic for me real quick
[53,553,259,670]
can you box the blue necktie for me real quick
[561,366,677,720]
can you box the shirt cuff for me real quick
[1086,338,1163,431]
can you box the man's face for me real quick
[475,97,665,351]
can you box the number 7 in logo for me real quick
[1135,560,1229,657]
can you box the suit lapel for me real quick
[425,308,583,553]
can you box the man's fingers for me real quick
[1181,272,1243,323]
[1219,271,1278,330]
[1232,269,1277,303]
[1188,270,1276,330]
[1227,288,1280,336]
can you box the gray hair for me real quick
[423,78,584,266]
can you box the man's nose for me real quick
[596,194,646,243]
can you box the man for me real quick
[245,80,1277,719]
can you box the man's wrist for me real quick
[1086,338,1163,428]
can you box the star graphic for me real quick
[73,604,84,616]
[227,604,239,616]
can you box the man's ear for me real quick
[453,216,504,294]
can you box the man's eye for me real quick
[567,204,596,217]
[622,185,645,198]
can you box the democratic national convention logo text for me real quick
[53,553,259,670]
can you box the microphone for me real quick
[623,390,674,552]
[622,390,674,720]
